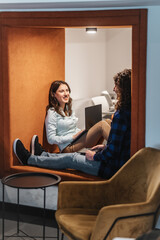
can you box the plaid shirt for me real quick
[94,109,131,179]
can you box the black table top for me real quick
[1,172,61,189]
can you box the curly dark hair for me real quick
[114,69,131,111]
[46,80,72,117]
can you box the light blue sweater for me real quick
[45,108,81,152]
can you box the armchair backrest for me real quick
[110,148,160,206]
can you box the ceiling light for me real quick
[86,28,97,34]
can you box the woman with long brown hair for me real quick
[44,80,111,153]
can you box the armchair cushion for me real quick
[56,208,98,240]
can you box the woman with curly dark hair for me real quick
[13,69,131,179]
[85,68,131,178]
[114,68,131,111]
[44,80,111,153]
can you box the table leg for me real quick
[16,188,20,234]
[61,233,64,240]
[57,228,59,240]
[43,187,46,240]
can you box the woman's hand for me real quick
[85,150,96,161]
[72,130,84,140]
[91,144,105,151]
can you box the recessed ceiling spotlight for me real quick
[86,28,97,34]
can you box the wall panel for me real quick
[2,27,65,172]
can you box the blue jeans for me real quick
[28,152,101,176]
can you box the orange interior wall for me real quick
[4,27,65,170]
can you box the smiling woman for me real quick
[45,80,111,153]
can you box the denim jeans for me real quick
[28,152,101,176]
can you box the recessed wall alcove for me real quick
[0,9,147,180]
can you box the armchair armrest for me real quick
[57,180,113,209]
[91,203,155,240]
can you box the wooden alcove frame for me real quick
[0,9,147,180]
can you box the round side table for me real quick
[1,172,61,240]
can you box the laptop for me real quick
[85,104,102,130]
[71,104,102,144]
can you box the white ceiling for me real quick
[0,0,160,11]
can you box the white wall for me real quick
[0,180,58,210]
[105,28,132,90]
[65,28,132,99]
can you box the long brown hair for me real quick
[46,80,72,116]
[114,69,131,111]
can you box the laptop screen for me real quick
[85,104,102,130]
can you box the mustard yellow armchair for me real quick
[55,147,160,240]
